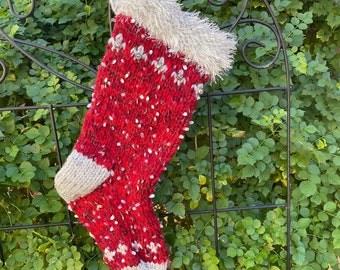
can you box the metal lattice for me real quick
[0,0,291,268]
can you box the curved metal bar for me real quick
[0,60,8,84]
[218,0,282,69]
[0,28,96,91]
[239,18,281,69]
[222,18,282,69]
[5,38,97,74]
[208,0,229,6]
[215,0,286,70]
[7,0,35,19]
[219,0,249,32]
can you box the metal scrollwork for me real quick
[213,0,284,69]
[7,0,35,19]
[239,18,281,69]
[0,0,96,91]
[0,1,291,268]
[0,60,8,84]
[208,0,229,6]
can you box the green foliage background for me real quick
[0,0,339,269]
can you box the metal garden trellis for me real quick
[0,0,292,268]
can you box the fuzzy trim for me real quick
[109,0,237,79]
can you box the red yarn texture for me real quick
[69,14,210,269]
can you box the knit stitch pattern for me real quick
[55,0,238,267]
[55,14,211,269]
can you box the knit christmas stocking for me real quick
[55,0,236,269]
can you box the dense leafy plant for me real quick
[0,0,339,269]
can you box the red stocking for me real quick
[55,1,236,269]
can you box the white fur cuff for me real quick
[109,0,237,79]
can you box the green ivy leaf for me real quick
[166,201,185,217]
[299,181,317,197]
[333,156,340,166]
[323,201,336,212]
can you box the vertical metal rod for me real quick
[206,94,220,257]
[286,86,291,270]
[261,1,292,268]
[48,105,74,236]
[108,1,114,34]
[284,44,292,270]
[0,243,5,266]
[49,105,63,169]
